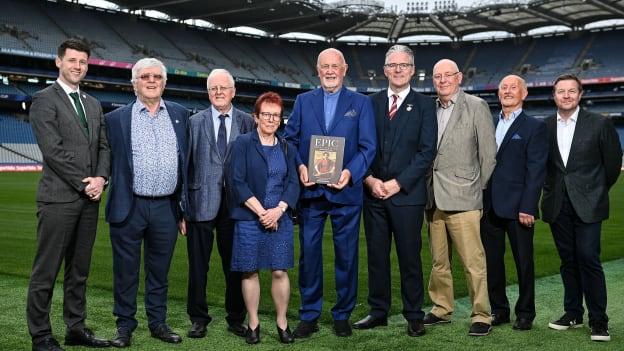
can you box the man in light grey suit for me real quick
[27,39,110,351]
[184,68,254,338]
[423,59,497,336]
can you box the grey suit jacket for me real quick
[186,106,254,221]
[427,90,497,211]
[30,82,110,203]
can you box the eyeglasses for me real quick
[139,73,164,81]
[208,86,234,94]
[258,112,282,121]
[433,72,460,81]
[318,64,344,71]
[383,63,414,70]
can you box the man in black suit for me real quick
[541,74,622,342]
[27,39,111,351]
[480,75,548,331]
[353,44,436,337]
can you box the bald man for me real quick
[480,75,548,331]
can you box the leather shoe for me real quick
[32,337,64,351]
[227,322,248,338]
[65,328,110,347]
[245,325,260,344]
[150,324,182,344]
[491,314,510,326]
[109,329,131,348]
[333,319,352,337]
[423,312,451,326]
[513,318,533,331]
[293,320,319,338]
[277,325,294,344]
[187,322,207,338]
[407,320,426,337]
[352,315,388,330]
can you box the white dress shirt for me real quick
[56,78,85,115]
[556,106,580,167]
[387,85,411,112]
[211,105,233,142]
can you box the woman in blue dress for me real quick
[226,91,299,344]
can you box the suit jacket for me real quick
[541,109,622,223]
[30,82,110,203]
[225,130,300,221]
[105,100,190,224]
[185,106,254,222]
[366,88,437,206]
[484,111,549,219]
[284,86,376,205]
[427,90,497,211]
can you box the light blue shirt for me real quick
[211,105,233,142]
[131,99,179,196]
[323,89,341,130]
[495,108,522,150]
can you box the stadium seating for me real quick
[0,114,41,165]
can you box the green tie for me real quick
[69,92,88,134]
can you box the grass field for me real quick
[1,172,623,350]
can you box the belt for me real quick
[134,193,173,200]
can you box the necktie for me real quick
[217,114,228,158]
[388,94,398,120]
[69,92,88,133]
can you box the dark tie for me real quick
[69,92,88,133]
[388,94,398,120]
[217,114,228,158]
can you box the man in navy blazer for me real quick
[480,75,548,331]
[284,48,376,338]
[184,69,254,339]
[105,58,189,347]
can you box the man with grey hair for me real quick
[105,57,190,347]
[353,44,436,337]
[184,68,254,339]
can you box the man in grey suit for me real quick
[27,39,110,351]
[184,68,254,338]
[542,74,622,342]
[424,59,497,336]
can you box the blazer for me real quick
[225,130,300,221]
[186,106,254,221]
[541,109,622,223]
[366,88,437,206]
[484,111,549,219]
[30,82,110,203]
[104,100,190,224]
[284,86,376,205]
[427,90,497,211]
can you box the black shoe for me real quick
[245,325,260,344]
[64,328,110,347]
[590,322,610,342]
[277,325,294,344]
[548,313,583,330]
[491,314,510,326]
[32,337,64,351]
[227,323,248,338]
[423,313,451,326]
[109,328,131,348]
[293,320,319,338]
[150,324,182,344]
[513,318,533,331]
[333,319,352,337]
[407,320,426,337]
[187,322,207,338]
[352,315,388,330]
[468,322,492,336]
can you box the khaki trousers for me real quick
[427,208,491,324]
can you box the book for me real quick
[307,135,345,184]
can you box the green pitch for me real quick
[0,172,622,350]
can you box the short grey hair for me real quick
[385,45,414,65]
[499,74,527,91]
[207,68,235,88]
[131,58,167,83]
[316,48,346,67]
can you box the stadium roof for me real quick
[109,0,624,41]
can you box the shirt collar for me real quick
[436,91,459,109]
[323,87,342,98]
[56,78,80,95]
[499,108,522,122]
[135,98,165,113]
[387,85,411,100]
[557,106,580,123]
[211,104,233,118]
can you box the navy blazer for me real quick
[484,111,549,219]
[226,130,300,221]
[284,86,376,205]
[105,100,190,224]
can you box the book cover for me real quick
[308,135,345,184]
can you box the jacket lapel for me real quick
[389,89,416,153]
[120,103,134,173]
[438,90,464,150]
[497,112,526,156]
[53,83,89,141]
[252,130,268,164]
[375,91,388,154]
[202,108,218,159]
[228,109,242,159]
[310,88,327,134]
[547,115,565,171]
[566,109,587,169]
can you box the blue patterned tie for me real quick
[217,114,228,158]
